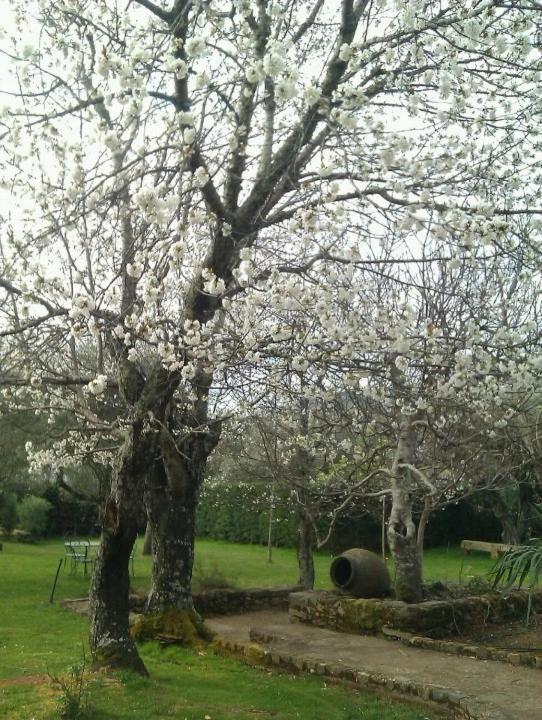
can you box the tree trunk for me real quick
[297,511,315,590]
[145,418,220,614]
[387,416,423,604]
[489,484,534,546]
[498,511,524,546]
[142,520,153,556]
[416,495,434,554]
[267,478,275,564]
[294,394,315,590]
[145,458,198,612]
[89,423,151,675]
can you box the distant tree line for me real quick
[196,479,505,554]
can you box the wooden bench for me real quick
[460,540,520,559]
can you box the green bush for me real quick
[17,495,51,537]
[492,540,542,624]
[193,557,236,591]
[196,482,299,547]
[0,491,19,533]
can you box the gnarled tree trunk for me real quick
[145,413,220,614]
[488,483,534,546]
[496,506,528,545]
[387,415,423,604]
[89,421,153,675]
[145,457,198,613]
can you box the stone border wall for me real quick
[289,589,542,639]
[128,586,302,616]
[381,627,542,670]
[195,585,302,616]
[214,635,508,720]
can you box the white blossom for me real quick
[339,43,354,62]
[275,77,297,101]
[88,375,108,396]
[193,166,210,187]
[262,50,287,77]
[303,84,321,107]
[185,36,207,58]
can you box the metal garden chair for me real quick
[65,541,94,576]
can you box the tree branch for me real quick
[133,0,172,22]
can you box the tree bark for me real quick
[387,415,423,604]
[293,394,315,590]
[416,495,434,554]
[145,457,198,612]
[489,485,534,545]
[267,478,275,564]
[297,509,315,590]
[145,416,220,613]
[496,508,525,545]
[89,422,152,675]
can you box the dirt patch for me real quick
[0,673,48,688]
[422,580,504,601]
[453,611,542,651]
[60,597,90,615]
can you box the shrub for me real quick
[492,540,542,623]
[0,491,18,534]
[49,652,93,720]
[17,495,51,537]
[193,558,236,591]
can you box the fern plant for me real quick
[491,540,542,624]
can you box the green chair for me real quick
[66,542,94,576]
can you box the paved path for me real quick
[207,610,542,720]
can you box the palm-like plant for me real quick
[492,537,542,624]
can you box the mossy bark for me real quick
[131,608,214,646]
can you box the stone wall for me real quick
[289,589,542,638]
[129,586,301,616]
[195,586,302,616]
[382,626,542,670]
[0,529,33,542]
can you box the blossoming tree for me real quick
[227,234,542,600]
[1,0,542,672]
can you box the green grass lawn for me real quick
[0,539,492,720]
